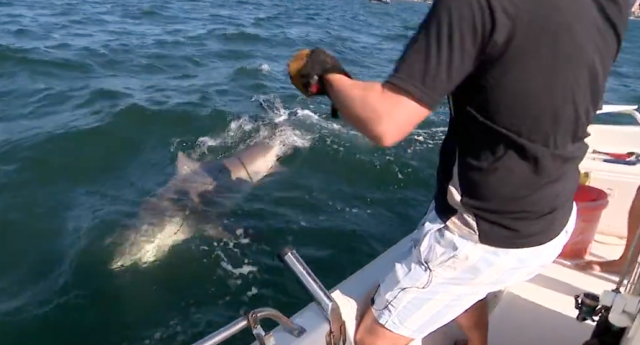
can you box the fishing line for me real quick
[235,156,255,184]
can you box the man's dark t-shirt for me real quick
[385,0,629,248]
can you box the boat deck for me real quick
[485,234,625,345]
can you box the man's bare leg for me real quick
[354,307,413,345]
[575,186,640,274]
[453,298,489,345]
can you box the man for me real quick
[576,186,640,273]
[287,0,628,344]
[633,0,640,17]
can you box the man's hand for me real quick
[288,48,351,96]
[287,48,352,118]
[288,48,432,146]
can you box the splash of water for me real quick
[194,95,317,157]
[258,63,270,73]
[189,93,448,193]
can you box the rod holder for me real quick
[278,246,346,345]
[278,247,334,314]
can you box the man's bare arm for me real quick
[324,74,432,147]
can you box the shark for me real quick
[108,138,287,270]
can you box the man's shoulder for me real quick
[479,0,628,33]
[491,0,629,32]
[481,0,628,70]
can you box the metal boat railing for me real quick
[192,308,306,345]
[596,105,640,125]
[279,247,346,345]
[190,246,346,345]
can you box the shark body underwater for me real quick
[108,138,287,270]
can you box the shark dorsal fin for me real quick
[176,152,200,176]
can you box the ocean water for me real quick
[0,0,638,344]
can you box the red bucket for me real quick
[558,185,609,260]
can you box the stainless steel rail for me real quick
[278,247,346,345]
[191,308,305,345]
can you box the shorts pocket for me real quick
[417,226,460,271]
[371,249,432,313]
